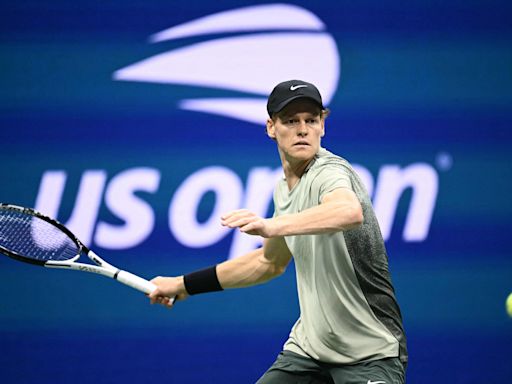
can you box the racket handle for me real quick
[116,270,157,294]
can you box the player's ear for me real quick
[266,118,276,140]
[320,109,328,138]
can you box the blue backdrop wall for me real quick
[1,1,511,383]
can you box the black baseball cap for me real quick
[266,80,324,116]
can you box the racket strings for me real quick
[0,210,78,261]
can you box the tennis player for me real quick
[149,80,407,383]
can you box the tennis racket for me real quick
[0,203,164,297]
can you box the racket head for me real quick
[0,203,83,266]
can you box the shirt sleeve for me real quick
[314,165,353,203]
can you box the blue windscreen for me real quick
[1,1,511,383]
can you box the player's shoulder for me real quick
[310,147,352,172]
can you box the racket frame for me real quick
[0,203,157,295]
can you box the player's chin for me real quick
[291,147,315,160]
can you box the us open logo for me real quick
[33,4,441,258]
[112,3,340,124]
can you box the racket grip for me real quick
[116,270,157,294]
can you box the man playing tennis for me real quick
[149,80,407,383]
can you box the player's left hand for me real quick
[221,209,276,238]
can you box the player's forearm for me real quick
[271,200,363,237]
[216,247,284,289]
[176,241,289,297]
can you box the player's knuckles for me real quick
[151,276,165,284]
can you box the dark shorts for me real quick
[256,351,406,384]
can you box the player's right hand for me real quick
[148,276,189,308]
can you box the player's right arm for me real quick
[148,236,292,307]
[217,236,292,288]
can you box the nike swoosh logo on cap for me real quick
[290,84,308,91]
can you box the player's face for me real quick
[267,99,325,163]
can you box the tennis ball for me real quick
[507,293,512,318]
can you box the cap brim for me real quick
[272,95,323,115]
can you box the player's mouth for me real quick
[293,141,310,147]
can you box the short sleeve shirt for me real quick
[273,148,407,364]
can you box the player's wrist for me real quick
[175,276,187,295]
[268,216,286,237]
[183,265,224,295]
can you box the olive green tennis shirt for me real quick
[273,148,407,365]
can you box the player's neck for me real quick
[279,152,314,191]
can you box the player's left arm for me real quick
[221,187,363,238]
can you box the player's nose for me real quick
[297,121,308,136]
